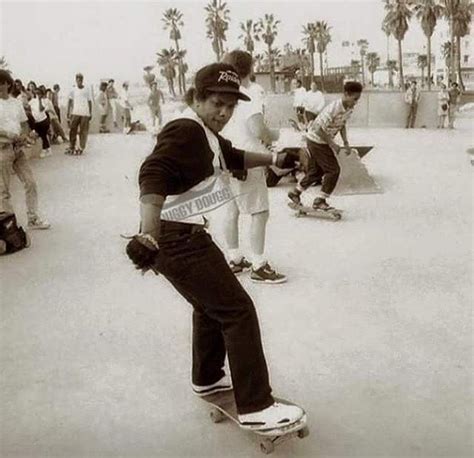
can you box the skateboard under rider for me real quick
[288,201,343,221]
[202,389,309,455]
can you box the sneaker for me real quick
[288,189,302,205]
[192,374,233,397]
[229,257,252,274]
[40,148,52,158]
[312,197,333,211]
[250,263,287,284]
[27,217,50,230]
[75,148,83,155]
[64,147,74,155]
[238,401,304,432]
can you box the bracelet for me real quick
[139,233,159,250]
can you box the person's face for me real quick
[0,80,10,97]
[311,82,317,91]
[343,92,361,109]
[76,76,84,87]
[54,86,60,92]
[195,92,239,133]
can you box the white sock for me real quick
[229,249,243,263]
[251,254,266,270]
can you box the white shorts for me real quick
[228,167,269,215]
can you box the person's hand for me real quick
[331,143,341,155]
[341,146,352,156]
[125,234,159,273]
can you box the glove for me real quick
[273,151,291,169]
[125,234,159,273]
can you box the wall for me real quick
[264,90,447,129]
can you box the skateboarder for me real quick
[288,81,363,211]
[125,63,303,431]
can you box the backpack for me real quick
[0,212,29,254]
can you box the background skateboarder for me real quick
[288,81,363,211]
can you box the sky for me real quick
[0,0,437,89]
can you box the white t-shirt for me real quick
[221,85,266,153]
[28,97,48,123]
[69,86,92,116]
[0,96,28,138]
[304,90,325,115]
[293,87,307,107]
[119,88,131,109]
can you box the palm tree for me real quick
[302,23,316,82]
[383,0,412,89]
[357,39,369,85]
[441,0,459,84]
[0,56,8,70]
[254,53,265,72]
[205,0,230,61]
[381,19,392,62]
[156,48,178,97]
[366,52,381,86]
[386,59,398,88]
[162,8,186,94]
[452,0,473,90]
[441,40,453,72]
[239,19,259,57]
[256,14,280,92]
[413,0,443,91]
[417,54,428,87]
[313,20,331,91]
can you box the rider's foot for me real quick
[192,374,233,397]
[238,401,304,431]
[288,189,302,205]
[312,197,333,211]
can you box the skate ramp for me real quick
[333,148,382,196]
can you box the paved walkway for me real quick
[1,120,472,457]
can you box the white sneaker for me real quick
[238,401,304,431]
[192,374,233,397]
[27,217,51,230]
[40,148,52,158]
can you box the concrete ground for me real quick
[1,118,472,458]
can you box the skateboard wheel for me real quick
[297,426,310,439]
[333,213,342,221]
[209,408,225,423]
[260,439,275,454]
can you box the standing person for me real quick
[447,81,461,129]
[45,88,67,143]
[292,79,307,125]
[404,80,420,129]
[303,81,325,124]
[0,70,50,229]
[147,81,165,128]
[65,73,92,155]
[119,82,133,134]
[437,83,449,129]
[125,62,304,430]
[52,84,62,122]
[221,50,286,284]
[288,81,363,211]
[29,87,52,158]
[106,79,119,128]
[96,82,109,133]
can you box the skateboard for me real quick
[202,389,309,455]
[288,201,342,221]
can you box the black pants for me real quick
[33,118,50,150]
[154,221,274,415]
[54,105,61,123]
[300,139,340,196]
[69,115,90,150]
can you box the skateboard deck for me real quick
[202,389,309,454]
[288,201,342,220]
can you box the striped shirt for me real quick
[306,99,353,145]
